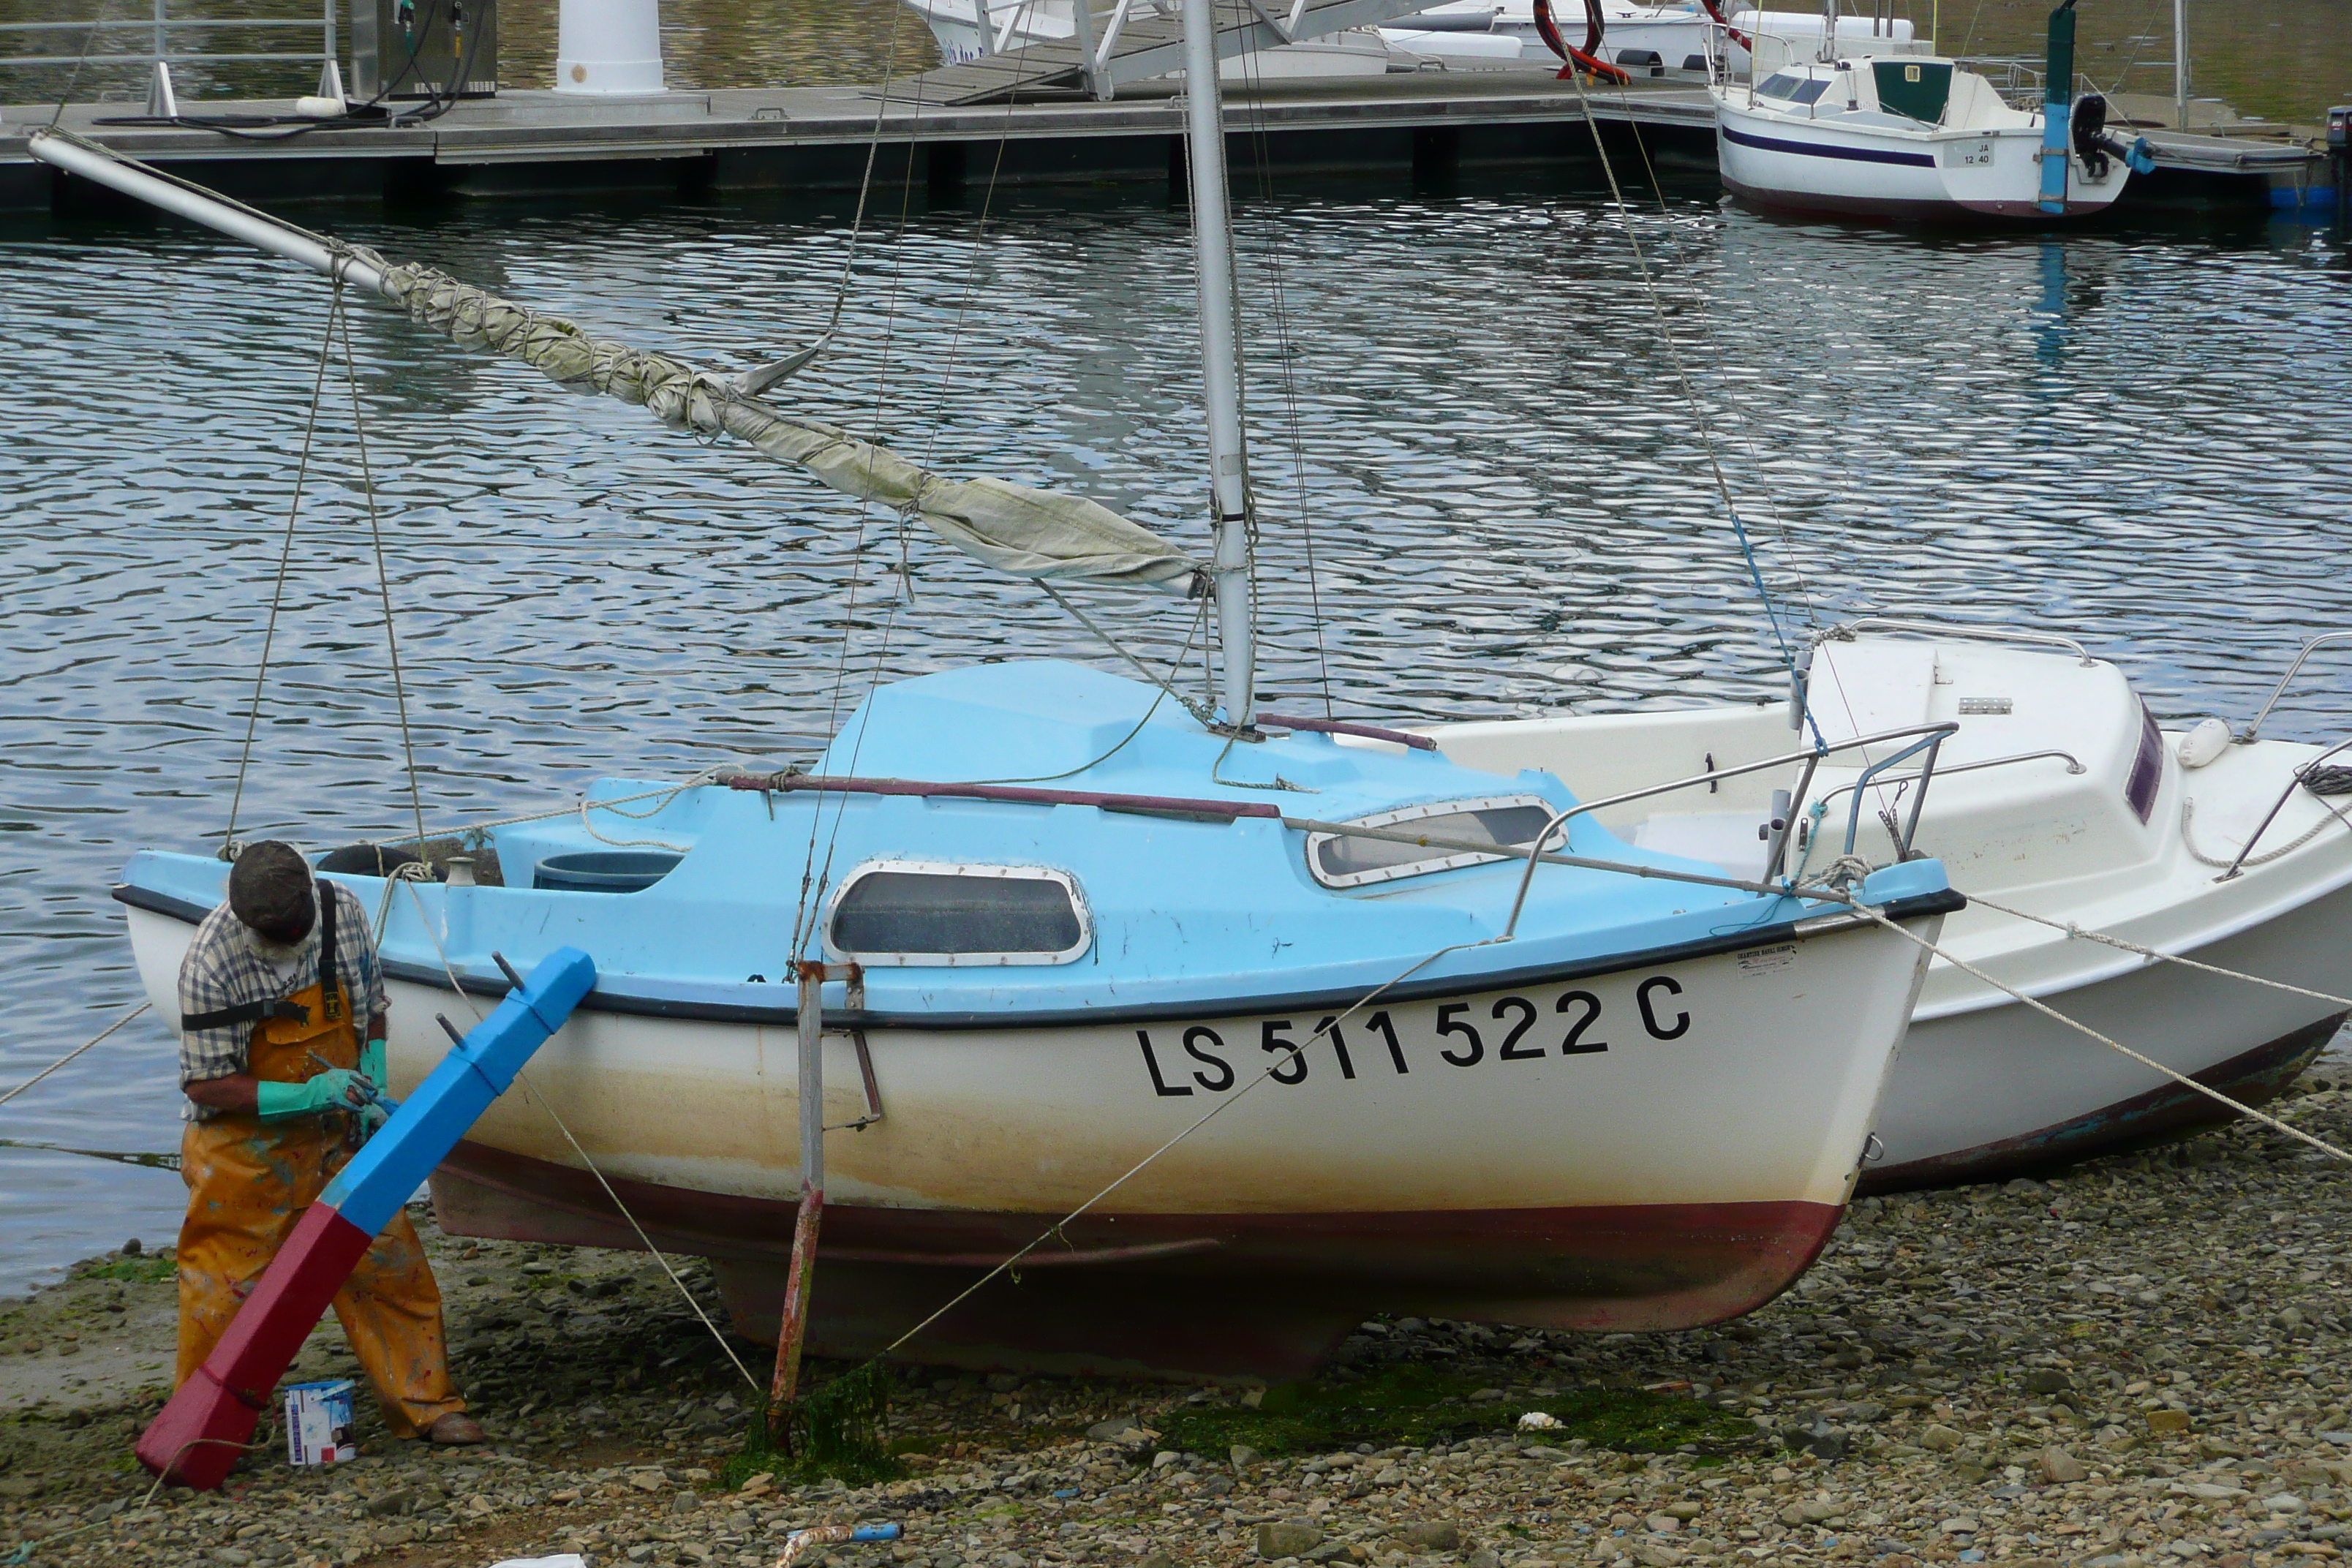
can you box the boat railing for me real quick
[1495,720,1960,937]
[1812,615,2097,666]
[2239,632,2352,744]
[0,0,336,89]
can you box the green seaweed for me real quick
[80,1256,175,1284]
[723,1362,906,1490]
[1153,1365,1755,1458]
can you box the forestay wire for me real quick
[1561,68,1828,753]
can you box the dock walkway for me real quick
[0,69,2316,214]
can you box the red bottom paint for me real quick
[137,1203,373,1489]
[1863,1014,2341,1194]
[432,1140,1842,1380]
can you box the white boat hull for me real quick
[1430,634,2352,1191]
[123,897,1942,1373]
[1716,103,2131,220]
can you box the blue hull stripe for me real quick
[1721,122,1939,168]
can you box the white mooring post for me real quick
[2171,0,2187,130]
[557,0,666,94]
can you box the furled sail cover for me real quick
[361,255,1205,596]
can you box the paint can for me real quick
[283,1379,358,1466]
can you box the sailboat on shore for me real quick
[44,0,1956,1381]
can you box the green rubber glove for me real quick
[358,1038,387,1100]
[255,1069,365,1122]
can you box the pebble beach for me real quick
[2,1068,2348,1568]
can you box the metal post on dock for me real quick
[144,0,178,117]
[2171,0,2186,130]
[320,0,344,102]
[1069,0,1107,101]
[769,958,856,1443]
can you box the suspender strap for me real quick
[181,998,310,1032]
[315,878,343,1022]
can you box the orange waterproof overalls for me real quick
[175,884,465,1438]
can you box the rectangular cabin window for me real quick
[1757,72,1805,99]
[1308,796,1564,889]
[827,863,1090,967]
[2125,701,2163,824]
[1789,78,1830,105]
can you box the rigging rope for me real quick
[1858,905,2352,1166]
[222,284,344,858]
[331,271,432,860]
[1561,68,1826,752]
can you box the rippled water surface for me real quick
[0,171,2348,1292]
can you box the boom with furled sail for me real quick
[23,127,1205,600]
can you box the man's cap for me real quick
[227,841,314,935]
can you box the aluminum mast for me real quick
[1177,0,1256,731]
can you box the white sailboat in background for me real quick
[1426,621,2352,1188]
[1711,0,2155,220]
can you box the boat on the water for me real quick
[1429,622,2352,1191]
[1711,0,2155,220]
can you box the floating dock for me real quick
[0,69,2325,214]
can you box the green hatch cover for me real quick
[1874,59,1953,123]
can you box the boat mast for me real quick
[1177,0,1256,731]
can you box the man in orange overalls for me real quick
[175,840,483,1447]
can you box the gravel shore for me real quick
[4,1070,2348,1568]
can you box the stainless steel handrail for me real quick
[1812,616,2096,666]
[1495,720,1959,939]
[0,2,333,77]
[2240,632,2352,744]
[1817,746,2088,856]
[2218,735,2352,882]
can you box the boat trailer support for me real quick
[770,960,862,1441]
[136,947,597,1490]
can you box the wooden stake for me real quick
[770,959,834,1441]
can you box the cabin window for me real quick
[1307,795,1565,889]
[1757,72,1804,99]
[2124,701,2163,824]
[826,861,1090,967]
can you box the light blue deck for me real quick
[124,660,1948,1019]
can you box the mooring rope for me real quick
[0,1002,151,1111]
[1858,905,2352,1165]
[1963,890,2352,1012]
[399,881,761,1392]
[2179,791,2352,872]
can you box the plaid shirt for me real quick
[178,880,388,1120]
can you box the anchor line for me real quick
[1856,905,2352,1166]
[873,933,1506,1359]
[399,881,762,1393]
